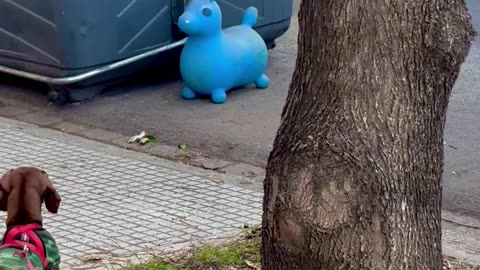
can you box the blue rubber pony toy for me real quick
[178,0,269,104]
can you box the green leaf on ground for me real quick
[178,144,187,150]
[145,135,157,144]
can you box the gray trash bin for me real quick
[0,0,293,103]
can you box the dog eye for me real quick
[202,7,212,17]
[40,170,46,175]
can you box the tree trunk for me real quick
[262,0,475,269]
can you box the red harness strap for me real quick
[1,224,49,269]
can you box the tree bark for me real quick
[262,0,475,269]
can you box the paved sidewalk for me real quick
[0,118,263,269]
[0,117,478,269]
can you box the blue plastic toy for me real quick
[178,0,269,104]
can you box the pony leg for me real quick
[211,88,227,104]
[181,86,197,100]
[255,74,270,89]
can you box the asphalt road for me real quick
[0,1,478,219]
[443,0,480,218]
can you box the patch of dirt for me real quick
[123,227,479,270]
[444,256,480,270]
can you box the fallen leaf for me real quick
[242,170,256,178]
[128,131,146,143]
[178,143,187,150]
[245,260,260,270]
[451,170,461,177]
[210,175,224,184]
[82,253,104,262]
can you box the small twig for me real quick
[448,144,458,150]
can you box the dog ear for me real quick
[0,185,7,211]
[0,169,13,211]
[41,170,61,214]
[44,185,61,214]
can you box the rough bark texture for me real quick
[262,0,475,269]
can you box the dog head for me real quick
[0,167,61,226]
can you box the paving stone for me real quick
[191,157,232,170]
[78,128,123,142]
[16,112,63,126]
[52,122,90,133]
[0,127,263,269]
[148,144,180,157]
[221,163,266,181]
[0,105,31,117]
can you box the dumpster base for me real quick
[48,84,105,104]
[0,18,291,104]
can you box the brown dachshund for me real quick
[0,167,62,270]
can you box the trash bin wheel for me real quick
[48,84,105,104]
[266,40,277,50]
[48,87,69,105]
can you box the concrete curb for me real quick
[0,107,267,186]
[0,115,263,193]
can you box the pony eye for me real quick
[202,7,212,17]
